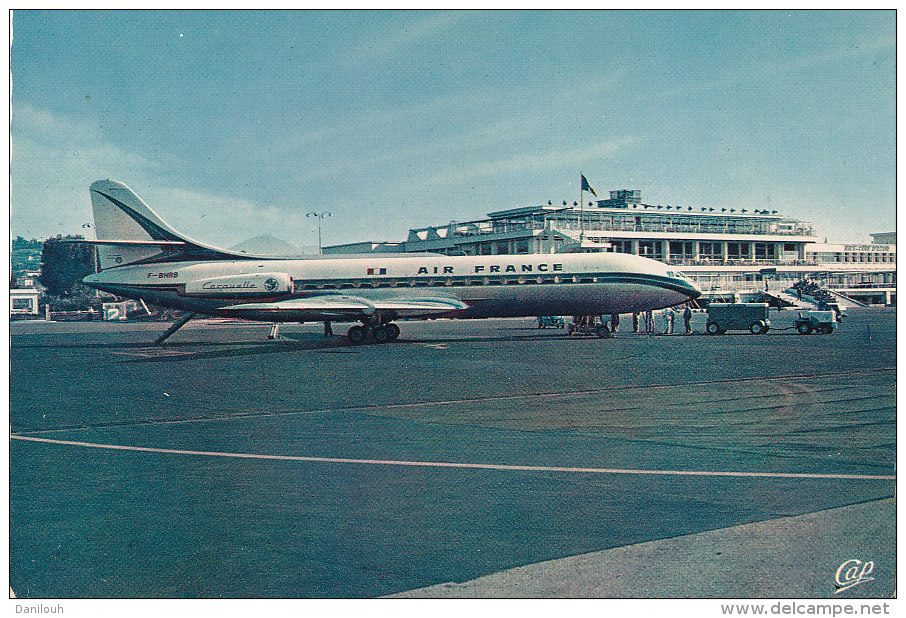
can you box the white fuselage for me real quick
[85,251,701,322]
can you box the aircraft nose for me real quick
[666,270,701,301]
[683,279,702,300]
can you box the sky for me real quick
[9,10,896,250]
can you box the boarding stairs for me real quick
[765,286,818,309]
[765,284,864,310]
[821,288,867,308]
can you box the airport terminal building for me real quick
[325,189,896,306]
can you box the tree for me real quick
[12,236,41,250]
[39,235,95,297]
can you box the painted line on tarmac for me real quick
[109,349,198,359]
[10,435,896,481]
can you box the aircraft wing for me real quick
[369,297,470,313]
[219,294,469,322]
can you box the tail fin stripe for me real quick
[91,189,182,243]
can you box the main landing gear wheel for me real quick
[385,323,401,341]
[372,326,390,343]
[347,322,401,344]
[347,325,366,344]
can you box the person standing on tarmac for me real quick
[611,313,619,333]
[683,304,693,334]
[664,308,676,334]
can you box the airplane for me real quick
[80,179,701,344]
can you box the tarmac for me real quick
[391,497,896,598]
[8,307,897,598]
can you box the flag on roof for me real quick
[580,174,597,197]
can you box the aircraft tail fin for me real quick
[88,179,247,269]
[89,180,188,244]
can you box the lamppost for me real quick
[83,222,99,296]
[307,211,332,254]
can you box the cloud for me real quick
[420,136,641,189]
[350,11,480,61]
[261,85,502,163]
[10,104,159,239]
[655,30,895,102]
[9,104,310,247]
[151,186,314,249]
[298,113,537,184]
[260,67,632,196]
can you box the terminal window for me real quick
[637,241,663,260]
[669,241,694,258]
[755,243,776,260]
[727,243,750,259]
[699,242,720,260]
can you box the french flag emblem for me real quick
[367,267,387,275]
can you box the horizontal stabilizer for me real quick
[56,239,187,247]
